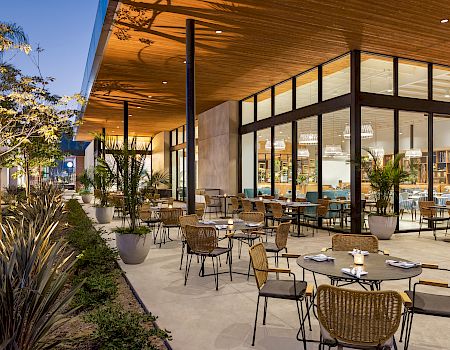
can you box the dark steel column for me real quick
[428,63,434,201]
[101,127,106,160]
[123,101,129,195]
[350,50,362,234]
[253,131,257,197]
[186,19,196,214]
[393,58,399,230]
[270,86,275,197]
[238,101,242,193]
[317,65,323,202]
[292,77,297,201]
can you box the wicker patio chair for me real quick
[400,263,450,350]
[255,200,273,227]
[205,194,221,218]
[241,199,254,212]
[249,243,313,348]
[317,284,403,349]
[262,221,291,268]
[229,197,242,216]
[139,205,160,243]
[179,215,199,270]
[184,225,232,290]
[418,201,450,240]
[328,233,384,254]
[167,197,174,206]
[195,202,205,220]
[156,207,182,247]
[269,202,292,225]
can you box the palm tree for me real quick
[0,21,30,54]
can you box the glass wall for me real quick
[433,64,450,102]
[398,59,428,99]
[361,53,394,94]
[433,115,450,210]
[257,128,271,196]
[297,116,318,198]
[399,111,428,230]
[242,96,254,125]
[274,124,292,197]
[296,69,318,108]
[241,132,254,198]
[322,54,351,100]
[274,80,292,115]
[257,89,271,120]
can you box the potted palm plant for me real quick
[93,159,115,224]
[110,137,153,264]
[78,168,94,204]
[364,150,409,239]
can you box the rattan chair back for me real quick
[317,198,330,217]
[195,202,205,219]
[239,211,264,223]
[230,197,240,211]
[204,194,213,206]
[185,225,217,254]
[332,234,379,253]
[275,222,290,249]
[419,201,436,217]
[139,208,151,221]
[255,201,266,214]
[154,193,161,200]
[241,199,253,212]
[237,193,246,198]
[167,197,174,206]
[179,215,199,239]
[317,285,402,347]
[270,202,284,219]
[159,207,182,226]
[296,198,307,202]
[249,242,269,290]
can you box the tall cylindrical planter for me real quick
[95,206,114,224]
[368,215,397,240]
[116,233,152,264]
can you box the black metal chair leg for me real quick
[405,311,414,350]
[179,241,185,270]
[262,297,268,325]
[251,296,260,346]
[285,248,290,269]
[184,254,193,286]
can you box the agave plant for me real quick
[142,169,170,192]
[0,220,82,349]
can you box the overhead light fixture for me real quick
[445,89,450,98]
[387,89,393,93]
[441,18,449,23]
[343,123,374,140]
[162,81,168,84]
[298,148,310,158]
[137,106,141,109]
[148,95,152,98]
[116,126,119,129]
[405,124,422,158]
[265,140,285,150]
[183,60,186,64]
[299,133,318,145]
[215,30,222,34]
[128,114,132,117]
[324,145,344,157]
[368,146,385,159]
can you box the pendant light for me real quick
[405,124,422,158]
[324,114,343,157]
[343,123,374,140]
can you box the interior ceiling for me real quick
[77,0,450,141]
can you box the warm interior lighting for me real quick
[354,253,364,265]
[343,123,374,139]
[299,133,318,145]
[215,30,223,34]
[162,81,168,84]
[148,95,152,98]
[441,18,449,23]
[405,148,422,158]
[128,114,132,117]
[324,145,344,157]
[137,106,141,109]
[298,148,310,158]
[265,140,286,150]
[368,146,385,159]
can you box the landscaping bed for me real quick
[57,199,170,350]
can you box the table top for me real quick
[198,219,263,231]
[297,251,422,282]
[248,198,320,207]
[329,199,351,204]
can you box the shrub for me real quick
[75,243,118,275]
[72,272,118,309]
[86,303,171,350]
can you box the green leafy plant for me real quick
[363,149,410,216]
[142,170,171,192]
[93,158,116,207]
[0,220,82,349]
[72,272,118,309]
[86,303,171,350]
[78,168,94,192]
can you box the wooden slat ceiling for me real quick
[77,0,450,140]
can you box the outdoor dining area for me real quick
[81,189,450,350]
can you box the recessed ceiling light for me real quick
[399,132,403,135]
[148,95,152,98]
[387,89,393,93]
[445,94,450,98]
[128,114,132,117]
[338,134,342,137]
[215,30,222,34]
[162,81,168,84]
[137,106,141,109]
[441,18,449,23]
[116,126,119,129]
[112,130,115,133]
[183,60,186,64]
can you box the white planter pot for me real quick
[116,232,152,264]
[368,215,397,240]
[95,206,114,224]
[81,194,93,204]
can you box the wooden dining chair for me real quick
[249,243,313,349]
[262,221,291,268]
[418,201,450,240]
[241,199,254,212]
[317,284,403,349]
[323,234,389,255]
[157,207,183,247]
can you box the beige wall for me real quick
[198,101,239,195]
[152,131,170,174]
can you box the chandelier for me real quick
[343,123,374,140]
[299,133,318,145]
[405,148,422,158]
[368,146,385,159]
[324,145,344,157]
[297,148,310,158]
[265,140,285,150]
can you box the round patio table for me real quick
[297,251,422,287]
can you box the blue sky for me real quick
[2,0,99,96]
